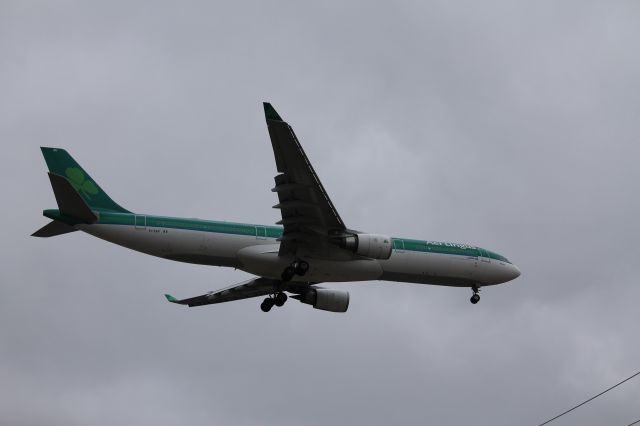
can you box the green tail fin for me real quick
[40,147,130,213]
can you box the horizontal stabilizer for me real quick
[31,220,77,238]
[48,172,97,223]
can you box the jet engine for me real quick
[340,233,392,260]
[293,288,350,313]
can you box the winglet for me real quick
[164,294,180,303]
[263,102,283,121]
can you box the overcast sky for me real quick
[2,1,640,425]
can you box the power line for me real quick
[536,369,640,426]
[627,419,640,426]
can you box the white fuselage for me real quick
[79,221,520,288]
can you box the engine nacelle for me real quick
[294,288,350,313]
[340,233,392,260]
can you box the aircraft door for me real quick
[135,214,146,229]
[256,226,267,240]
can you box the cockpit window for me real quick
[485,250,510,263]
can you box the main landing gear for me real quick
[262,259,309,312]
[260,292,288,312]
[470,285,481,304]
[281,259,309,282]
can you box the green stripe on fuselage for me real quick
[42,209,510,263]
[94,211,283,238]
[392,237,510,263]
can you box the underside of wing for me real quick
[164,277,315,307]
[165,277,349,313]
[263,103,350,257]
[165,277,280,306]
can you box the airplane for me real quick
[33,103,520,313]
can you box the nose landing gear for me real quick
[470,285,481,304]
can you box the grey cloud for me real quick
[1,1,640,425]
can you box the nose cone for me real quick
[488,262,521,284]
[508,264,521,281]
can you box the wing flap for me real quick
[263,103,347,256]
[165,277,281,307]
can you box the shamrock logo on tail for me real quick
[65,167,98,199]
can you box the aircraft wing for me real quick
[165,277,314,307]
[263,103,348,256]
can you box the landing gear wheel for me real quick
[294,260,309,276]
[274,292,288,307]
[260,298,275,312]
[282,259,309,281]
[281,266,295,282]
[470,285,481,304]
